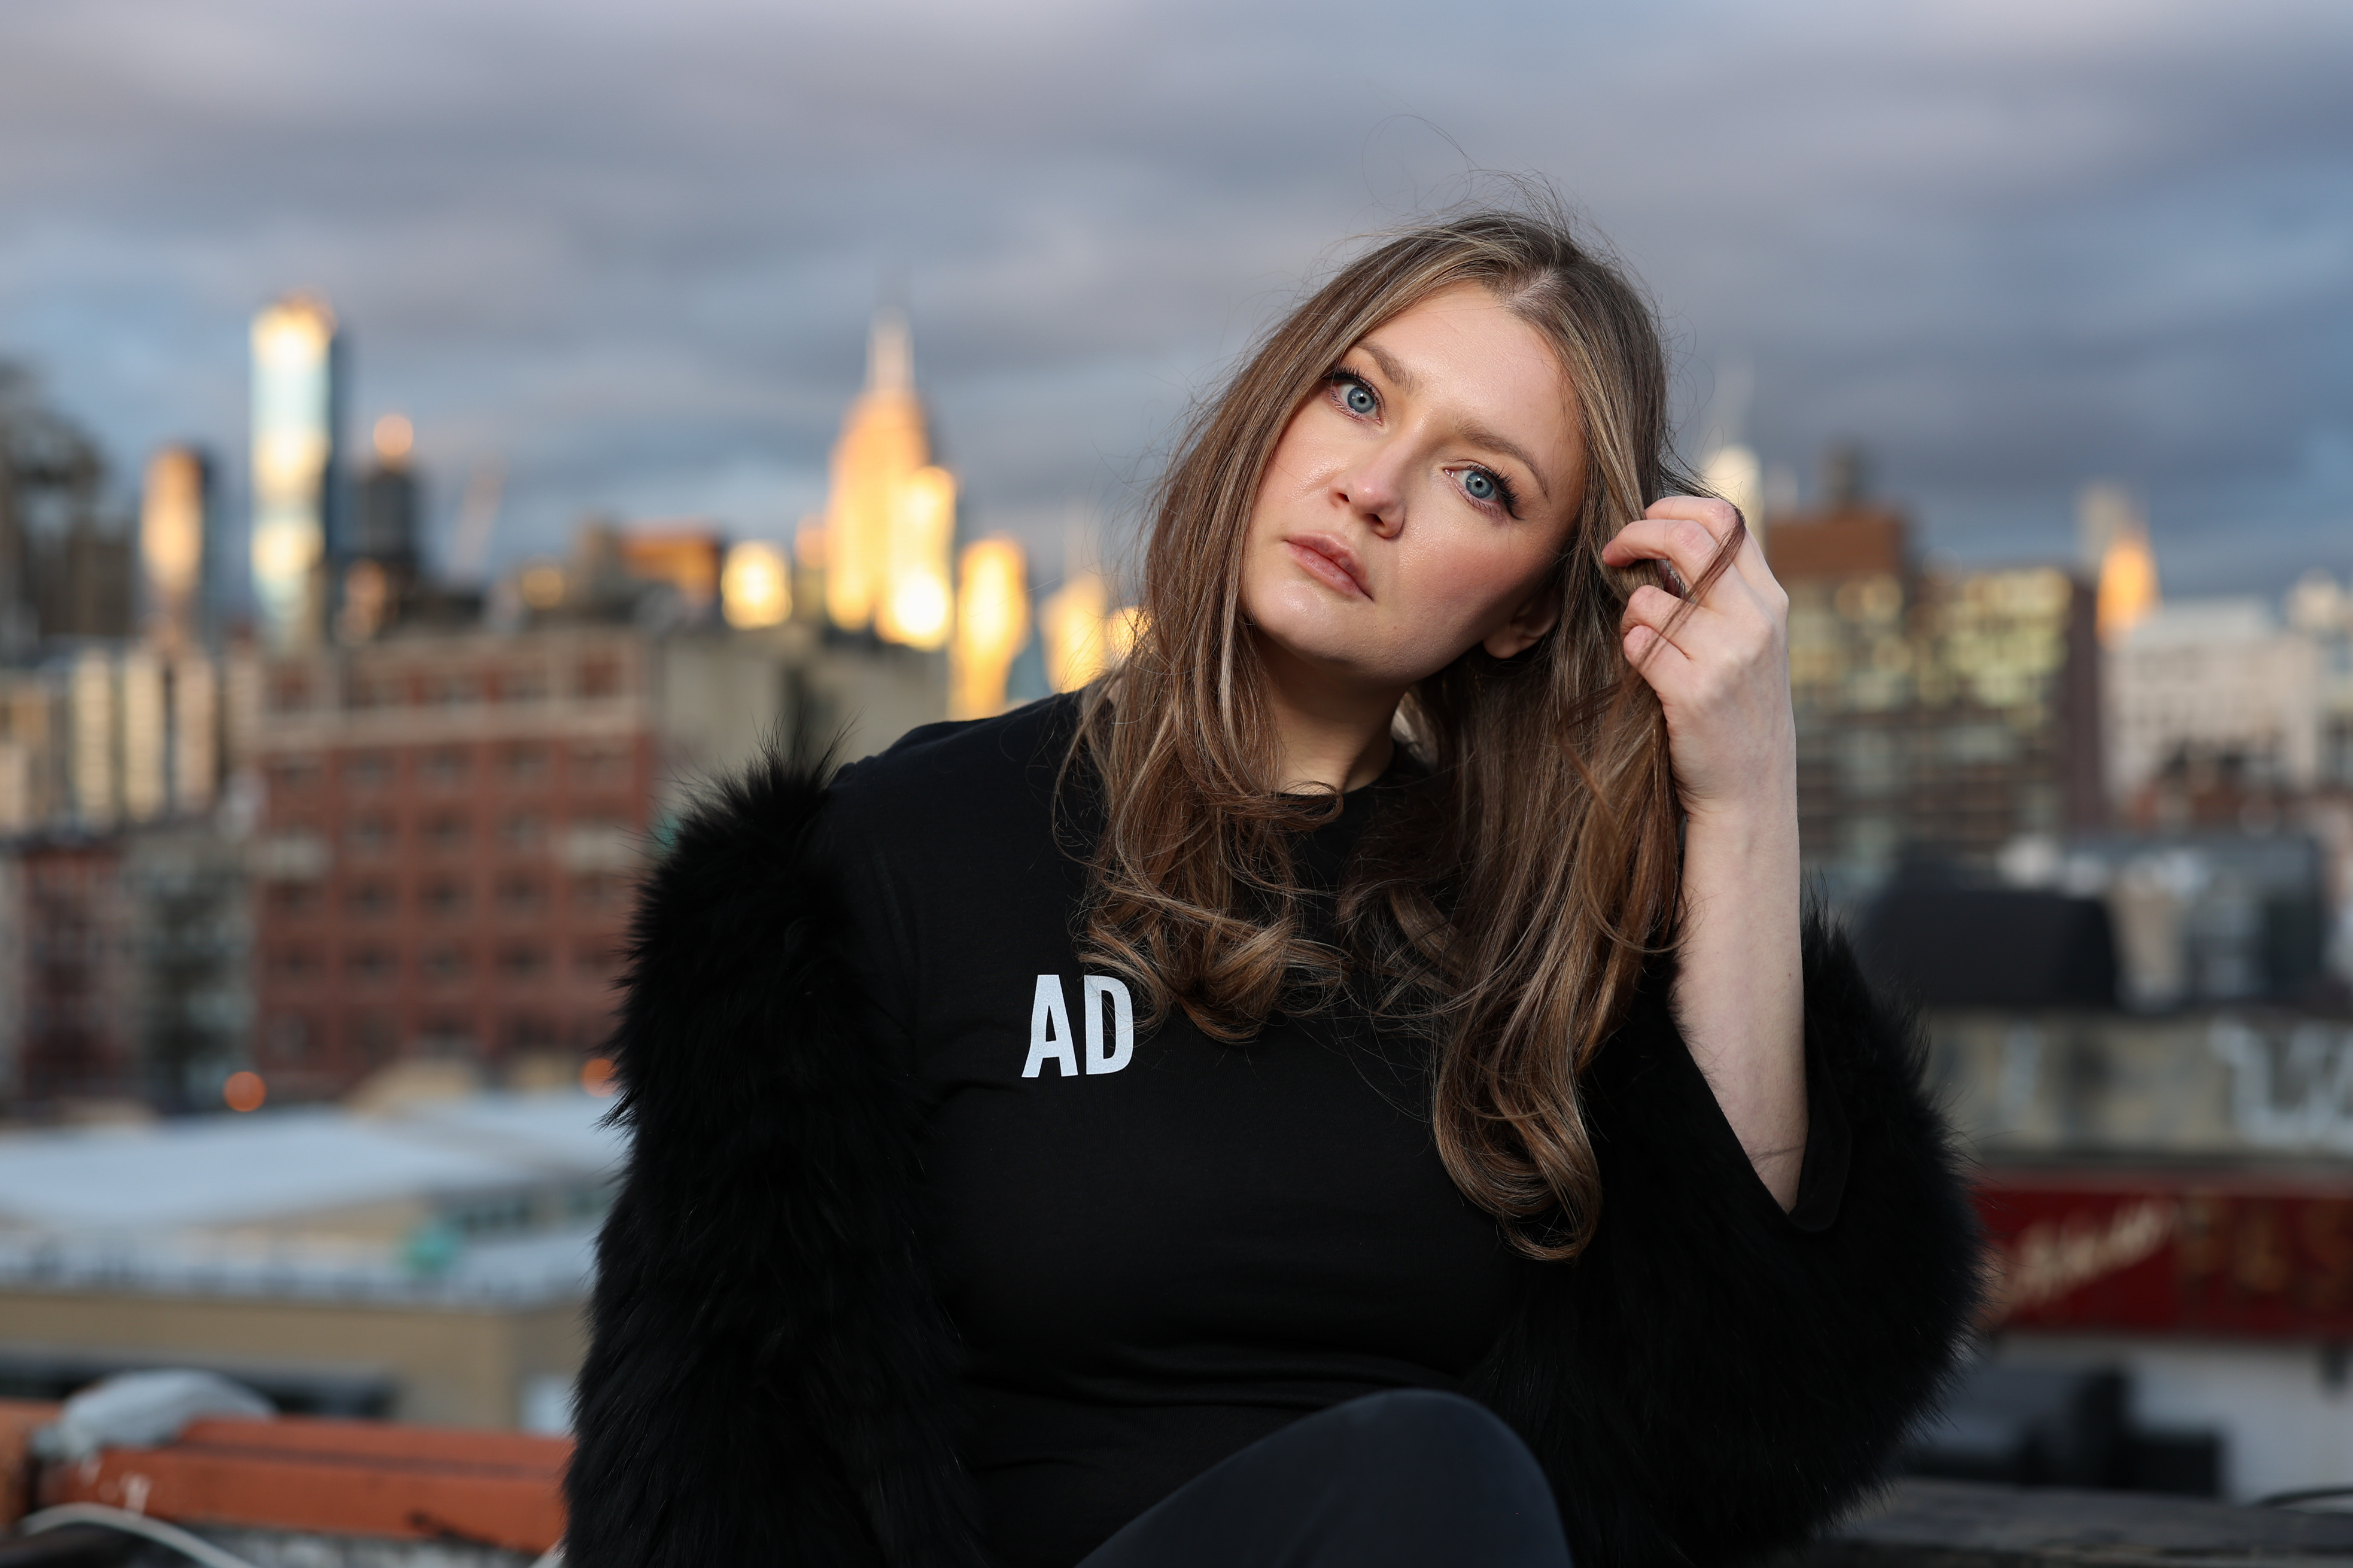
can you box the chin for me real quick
[1252,618,1427,690]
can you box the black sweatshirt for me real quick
[823,695,1846,1568]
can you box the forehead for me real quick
[1352,283,1581,471]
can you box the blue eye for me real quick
[1463,470,1497,502]
[1343,380,1376,416]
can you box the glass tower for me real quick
[250,295,341,649]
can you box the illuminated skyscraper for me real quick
[250,295,342,650]
[2080,484,2161,647]
[140,445,211,651]
[821,308,957,649]
[950,538,1029,718]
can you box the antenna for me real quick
[448,456,504,581]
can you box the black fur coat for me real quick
[566,754,1979,1568]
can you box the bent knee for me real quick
[1324,1389,1538,1475]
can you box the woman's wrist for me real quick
[1680,787,1799,869]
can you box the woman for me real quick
[566,209,1978,1568]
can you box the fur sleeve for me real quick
[1469,917,1980,1568]
[563,756,988,1568]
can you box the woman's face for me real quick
[1240,281,1586,695]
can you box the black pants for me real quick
[1076,1389,1573,1567]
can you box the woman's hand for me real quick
[1597,496,1794,822]
[1598,496,1807,1210]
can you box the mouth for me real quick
[1283,534,1371,601]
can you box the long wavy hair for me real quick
[1072,208,1732,1259]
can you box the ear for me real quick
[1482,578,1562,660]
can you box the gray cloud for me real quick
[1,0,2349,598]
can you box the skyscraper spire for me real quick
[822,305,953,646]
[868,306,912,395]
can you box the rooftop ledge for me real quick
[0,1399,565,1564]
[8,1399,2353,1568]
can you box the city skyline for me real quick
[0,0,2348,602]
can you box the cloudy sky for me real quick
[2,0,2349,600]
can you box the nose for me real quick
[1333,452,1406,540]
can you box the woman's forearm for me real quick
[1672,793,1807,1209]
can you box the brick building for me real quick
[241,625,659,1098]
[237,619,942,1101]
[0,839,138,1104]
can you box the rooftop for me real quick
[0,1089,621,1308]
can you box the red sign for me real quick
[1977,1168,2353,1338]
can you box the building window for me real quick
[355,1012,400,1063]
[422,748,472,788]
[346,880,396,918]
[497,943,549,981]
[272,945,323,980]
[425,813,473,853]
[503,1014,560,1051]
[502,746,551,785]
[343,751,395,789]
[267,756,323,795]
[346,675,405,711]
[266,1013,314,1061]
[498,669,549,704]
[576,659,621,699]
[346,946,397,984]
[269,884,321,917]
[428,672,482,707]
[497,876,547,915]
[422,879,470,918]
[345,814,396,855]
[571,744,627,783]
[499,812,548,851]
[570,804,634,835]
[574,943,619,978]
[418,1014,471,1048]
[569,875,635,912]
[421,945,470,982]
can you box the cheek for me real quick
[1394,527,1555,631]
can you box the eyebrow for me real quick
[1454,420,1552,503]
[1351,341,1555,503]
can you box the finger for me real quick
[1601,516,1745,604]
[1621,619,1696,683]
[1655,493,1782,600]
[1608,496,1771,600]
[1621,580,1720,657]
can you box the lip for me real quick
[1283,534,1372,600]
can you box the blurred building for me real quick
[0,1085,618,1427]
[128,825,254,1110]
[950,537,1029,719]
[250,295,342,651]
[0,430,235,1111]
[2107,599,2319,806]
[0,363,132,652]
[2080,481,2162,647]
[233,575,944,1101]
[141,445,214,653]
[238,626,658,1098]
[1770,459,2102,893]
[820,307,957,649]
[0,841,136,1106]
[342,415,422,644]
[2287,570,2353,788]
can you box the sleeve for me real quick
[1467,914,1980,1568]
[562,757,987,1568]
